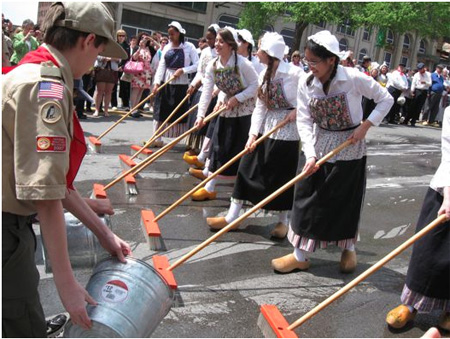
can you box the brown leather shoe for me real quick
[206,216,240,231]
[438,311,450,331]
[191,188,216,201]
[340,249,357,273]
[271,253,310,273]
[189,168,207,180]
[386,305,417,329]
[270,222,288,239]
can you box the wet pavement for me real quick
[36,112,447,338]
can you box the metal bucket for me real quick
[42,212,111,273]
[64,257,174,337]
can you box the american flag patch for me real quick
[38,82,64,100]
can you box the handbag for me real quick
[124,59,144,74]
[94,61,117,83]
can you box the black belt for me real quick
[318,124,360,132]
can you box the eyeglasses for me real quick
[302,57,323,68]
[117,35,126,38]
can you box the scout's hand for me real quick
[98,232,132,263]
[245,135,257,153]
[303,157,319,176]
[59,281,97,330]
[438,187,450,220]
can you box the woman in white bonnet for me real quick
[206,32,303,234]
[272,30,394,274]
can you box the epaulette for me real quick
[40,61,62,79]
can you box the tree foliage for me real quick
[238,2,450,51]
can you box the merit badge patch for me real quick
[38,81,64,100]
[40,101,62,124]
[36,136,67,152]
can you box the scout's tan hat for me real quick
[54,2,127,59]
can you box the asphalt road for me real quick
[36,111,447,338]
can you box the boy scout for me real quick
[2,3,130,337]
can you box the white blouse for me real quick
[190,46,217,91]
[386,70,408,91]
[297,65,394,159]
[430,108,450,192]
[153,41,199,86]
[249,61,303,141]
[197,52,258,118]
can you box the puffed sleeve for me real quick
[154,47,167,85]
[249,72,266,137]
[296,75,316,159]
[197,60,215,119]
[234,58,258,103]
[182,42,199,75]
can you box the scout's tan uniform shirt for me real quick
[2,44,74,216]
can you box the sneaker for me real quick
[77,113,88,120]
[92,111,99,117]
[46,313,68,337]
[111,106,118,111]
[131,112,142,118]
[422,121,429,126]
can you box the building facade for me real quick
[36,2,447,71]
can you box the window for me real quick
[218,14,239,29]
[384,52,392,68]
[316,21,326,28]
[419,39,426,54]
[400,56,408,67]
[358,49,368,63]
[337,19,355,37]
[339,38,348,51]
[403,34,410,49]
[362,27,371,41]
[386,29,394,44]
[280,28,295,50]
[168,2,207,13]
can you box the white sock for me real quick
[202,166,209,177]
[204,177,217,193]
[197,151,206,163]
[200,137,212,158]
[225,201,243,223]
[293,248,307,262]
[278,211,288,225]
[406,305,415,313]
[346,243,355,252]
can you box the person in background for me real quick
[129,32,153,118]
[237,28,265,75]
[386,108,449,332]
[271,30,393,274]
[422,64,445,126]
[10,19,39,65]
[111,29,128,110]
[385,62,408,124]
[152,21,199,143]
[356,55,371,75]
[93,55,119,117]
[2,3,131,336]
[362,67,380,120]
[290,50,302,67]
[196,36,207,55]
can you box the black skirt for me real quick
[208,114,251,176]
[290,155,367,241]
[405,188,450,299]
[232,138,299,211]
[153,84,190,123]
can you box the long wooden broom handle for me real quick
[103,106,226,191]
[129,106,227,177]
[153,118,291,223]
[287,213,448,331]
[167,139,353,271]
[130,103,199,161]
[96,76,175,141]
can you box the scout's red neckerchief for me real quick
[19,46,87,190]
[397,66,404,76]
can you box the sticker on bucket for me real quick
[101,280,129,303]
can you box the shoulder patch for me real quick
[40,101,63,124]
[40,61,62,78]
[38,81,64,100]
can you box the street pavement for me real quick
[36,111,447,338]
